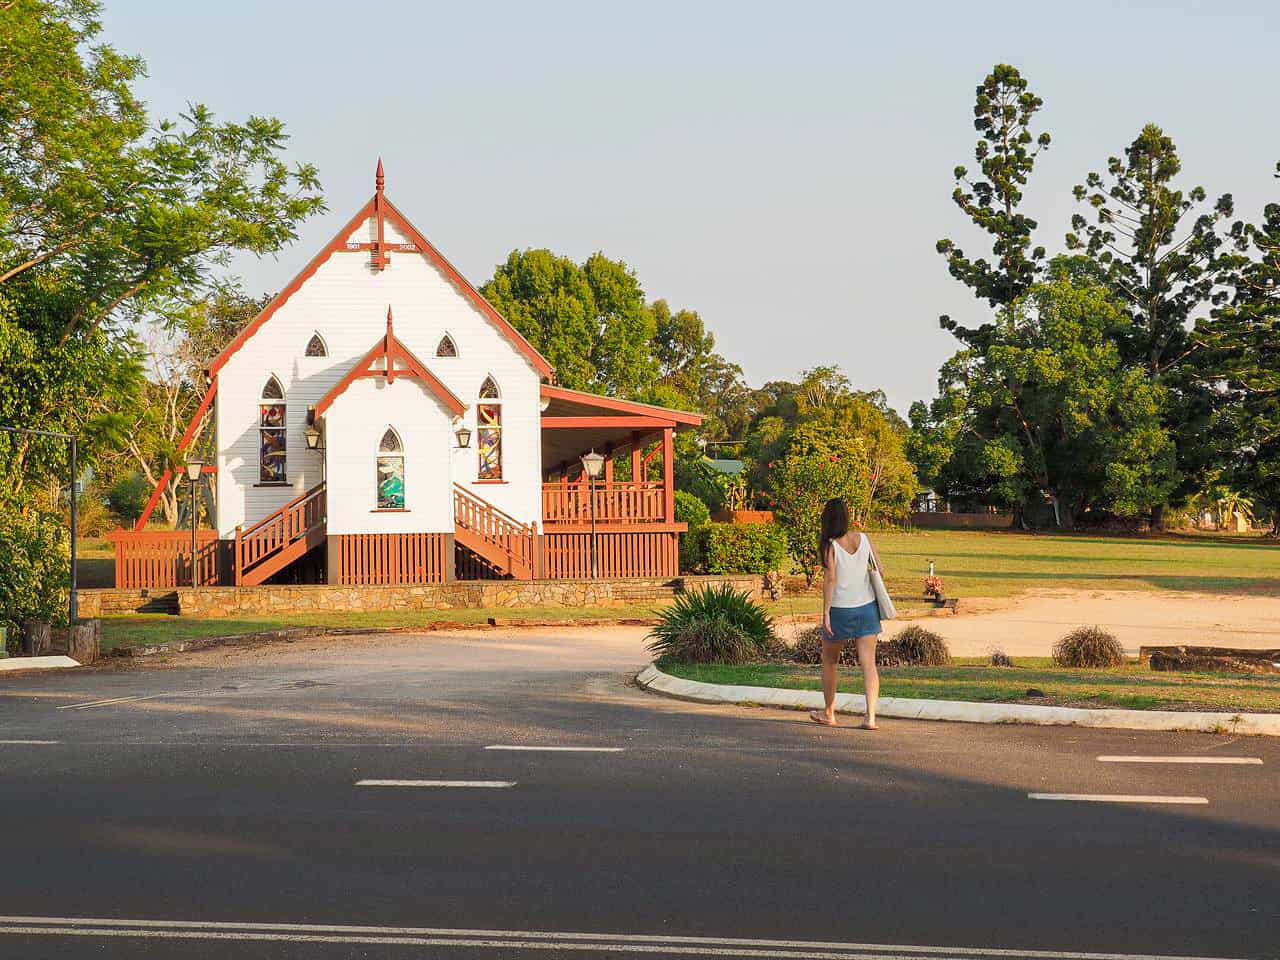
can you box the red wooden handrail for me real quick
[541,480,666,525]
[453,484,535,577]
[236,482,326,580]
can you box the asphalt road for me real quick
[0,627,1276,959]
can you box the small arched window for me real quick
[376,427,405,510]
[435,334,457,358]
[259,376,287,482]
[305,333,328,357]
[477,376,502,480]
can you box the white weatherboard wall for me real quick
[216,207,544,538]
[324,378,452,534]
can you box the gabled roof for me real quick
[209,162,553,379]
[314,307,465,418]
[539,384,703,426]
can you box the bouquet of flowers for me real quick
[923,575,945,599]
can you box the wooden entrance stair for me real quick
[235,482,327,585]
[453,484,536,579]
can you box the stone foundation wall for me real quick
[175,575,761,618]
[79,589,179,617]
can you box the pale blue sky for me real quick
[102,1,1280,416]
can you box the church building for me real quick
[112,162,699,588]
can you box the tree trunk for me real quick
[1150,503,1166,532]
[20,621,51,656]
[67,619,100,665]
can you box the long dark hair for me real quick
[819,498,849,569]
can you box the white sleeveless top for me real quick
[829,534,876,608]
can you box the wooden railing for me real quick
[453,484,536,578]
[235,482,326,580]
[541,480,665,526]
[109,529,221,588]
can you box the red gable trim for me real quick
[540,384,702,426]
[208,200,375,377]
[314,309,466,418]
[380,196,553,378]
[209,183,554,380]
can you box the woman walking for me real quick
[810,498,884,730]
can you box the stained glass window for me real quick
[259,376,286,482]
[477,403,502,480]
[305,333,328,357]
[436,335,457,358]
[479,375,500,399]
[376,427,404,509]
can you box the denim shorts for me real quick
[824,601,881,642]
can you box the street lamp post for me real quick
[580,449,605,579]
[185,461,204,586]
[0,425,79,624]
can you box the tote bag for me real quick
[867,547,897,620]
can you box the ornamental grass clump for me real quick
[1052,626,1124,668]
[646,585,776,664]
[881,625,952,667]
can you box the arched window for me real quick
[435,334,457,358]
[477,376,502,480]
[305,333,328,357]
[376,427,405,509]
[259,376,287,482]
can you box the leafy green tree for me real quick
[926,262,1178,527]
[1,1,325,344]
[770,423,873,587]
[1066,125,1236,519]
[0,274,141,511]
[108,289,267,526]
[1195,162,1280,532]
[652,300,750,441]
[481,249,657,396]
[936,64,1052,346]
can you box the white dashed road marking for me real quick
[1028,793,1208,804]
[0,915,1249,959]
[1097,756,1262,765]
[0,740,61,744]
[355,780,516,788]
[484,745,624,753]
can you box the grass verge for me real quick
[99,605,669,652]
[659,658,1280,713]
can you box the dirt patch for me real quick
[878,588,1280,658]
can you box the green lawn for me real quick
[868,529,1280,599]
[661,658,1280,713]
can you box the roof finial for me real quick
[386,304,393,335]
[375,157,385,195]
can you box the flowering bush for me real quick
[769,426,872,588]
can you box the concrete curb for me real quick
[0,655,81,674]
[635,664,1280,737]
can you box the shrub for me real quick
[702,522,787,575]
[647,584,775,662]
[648,617,757,664]
[1052,626,1124,668]
[881,625,951,666]
[990,649,1014,667]
[0,506,70,631]
[674,490,711,573]
[106,471,150,525]
[69,485,115,538]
